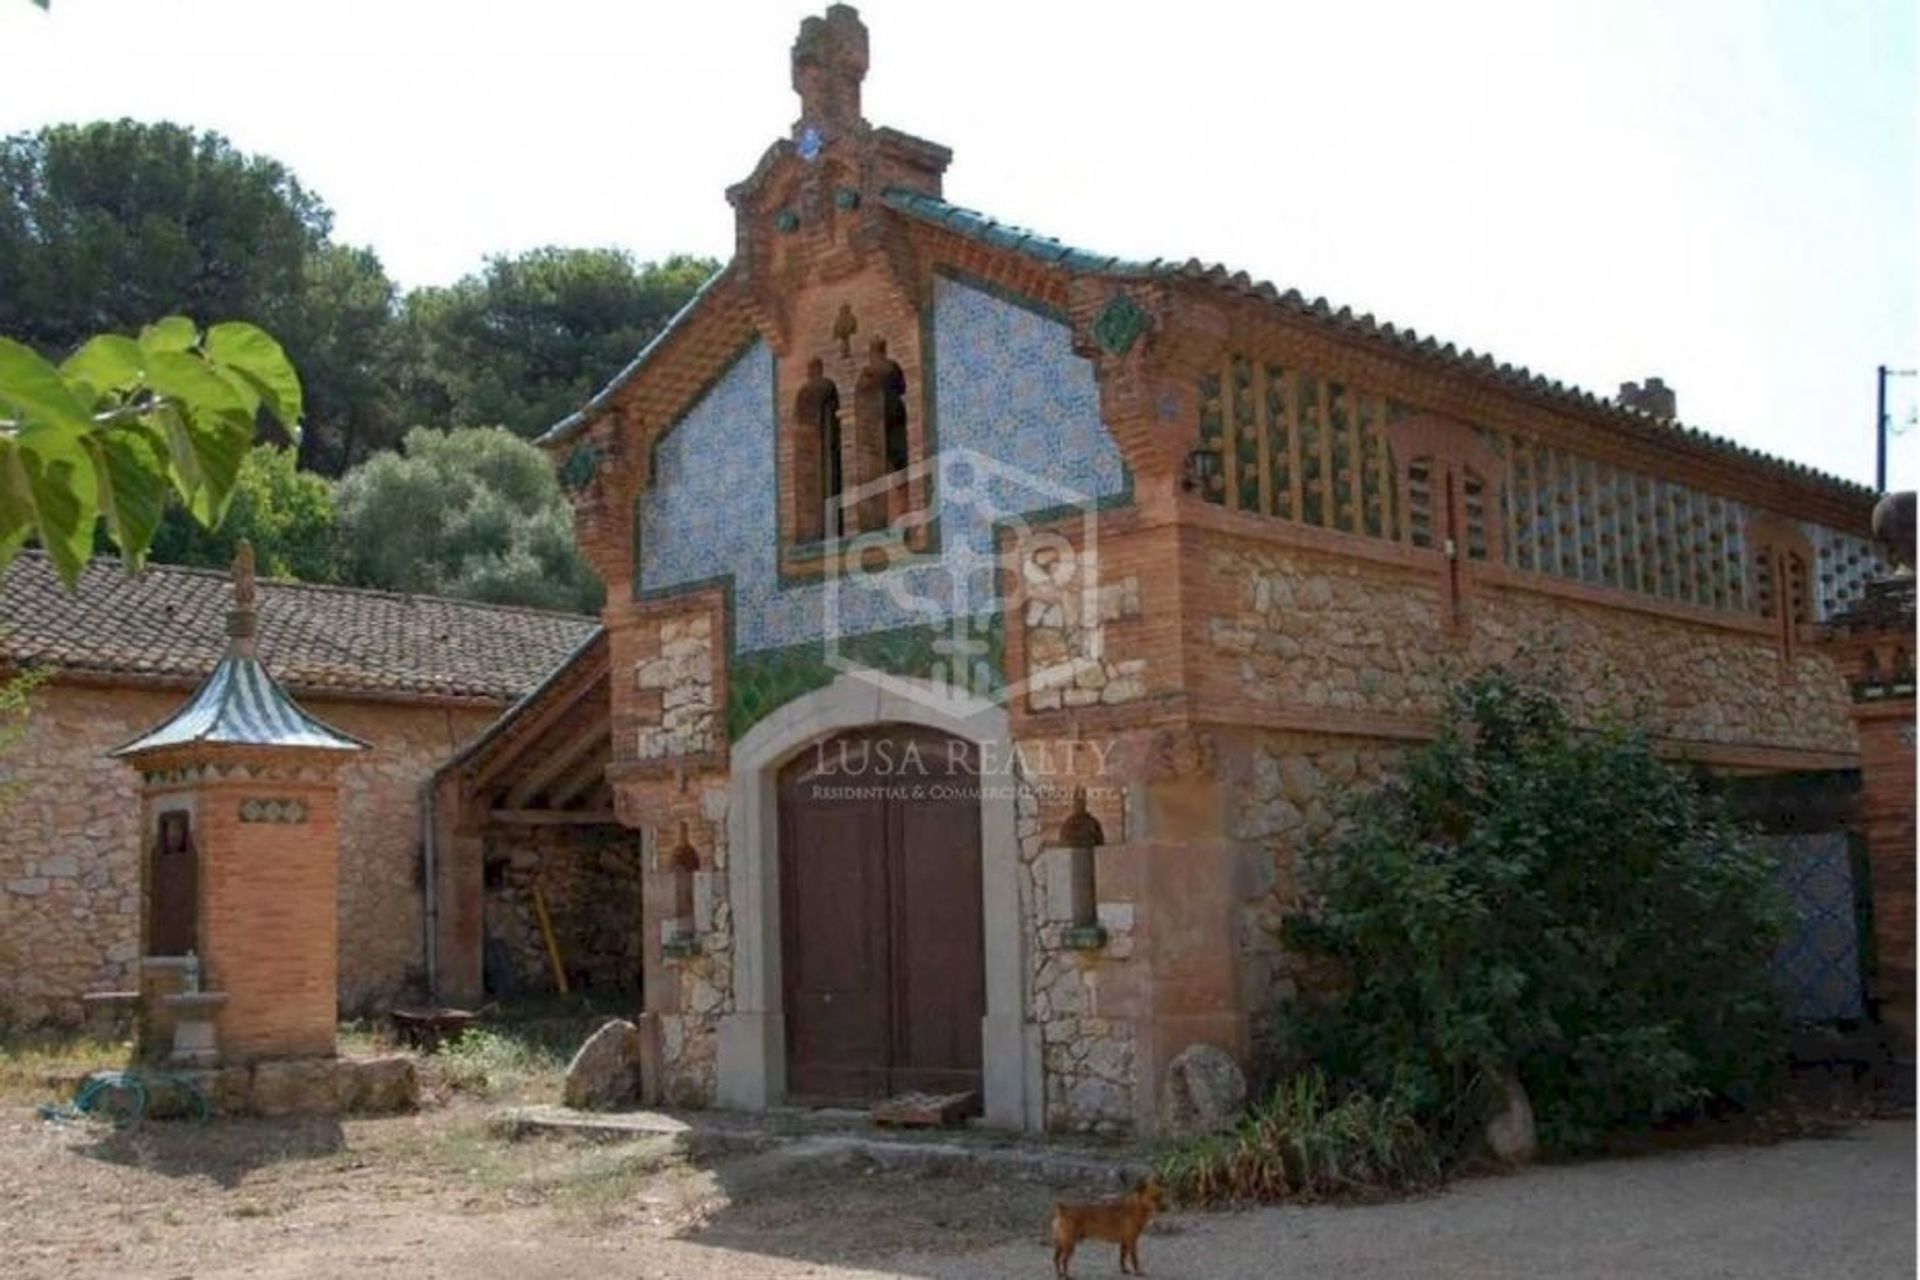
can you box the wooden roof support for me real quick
[500,711,611,810]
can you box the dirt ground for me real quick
[0,1099,1911,1280]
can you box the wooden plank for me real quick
[1376,393,1395,541]
[1286,374,1305,525]
[1501,429,1518,567]
[1220,356,1240,512]
[546,746,613,810]
[1316,378,1334,529]
[1254,360,1274,517]
[490,809,619,826]
[502,712,611,809]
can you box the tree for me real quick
[1283,670,1790,1155]
[396,249,716,439]
[0,122,328,357]
[148,445,338,582]
[335,426,600,613]
[0,120,402,479]
[283,243,402,474]
[0,317,300,583]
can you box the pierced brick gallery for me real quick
[6,6,1914,1136]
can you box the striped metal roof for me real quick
[112,652,369,756]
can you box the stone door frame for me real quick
[717,674,1040,1130]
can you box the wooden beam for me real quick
[1220,355,1240,512]
[545,745,613,810]
[501,711,611,809]
[463,648,610,794]
[490,809,619,826]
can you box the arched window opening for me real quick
[793,358,842,542]
[855,337,911,531]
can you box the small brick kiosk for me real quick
[113,544,367,1066]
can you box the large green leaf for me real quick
[0,337,93,436]
[8,421,98,585]
[61,334,147,401]
[138,316,198,355]
[0,440,35,579]
[85,423,172,568]
[206,321,303,428]
[152,398,252,526]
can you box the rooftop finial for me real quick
[792,5,868,142]
[228,539,259,654]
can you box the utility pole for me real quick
[1878,365,1918,493]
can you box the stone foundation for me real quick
[94,1053,419,1119]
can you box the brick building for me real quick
[422,6,1899,1134]
[416,6,1900,1131]
[0,552,596,1027]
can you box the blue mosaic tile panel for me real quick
[637,277,1127,655]
[1768,832,1866,1023]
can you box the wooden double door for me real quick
[779,726,985,1103]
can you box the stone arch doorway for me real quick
[719,674,1038,1129]
[779,725,985,1103]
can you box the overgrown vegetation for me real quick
[1157,1070,1436,1205]
[432,1028,568,1098]
[1280,669,1791,1157]
[0,1030,124,1104]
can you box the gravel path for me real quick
[904,1120,1916,1280]
[3,1103,1909,1279]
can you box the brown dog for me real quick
[1051,1177,1167,1277]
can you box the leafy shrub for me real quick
[1157,1070,1436,1205]
[1282,670,1790,1155]
[433,1028,566,1097]
[335,426,602,614]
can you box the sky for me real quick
[2,0,1916,491]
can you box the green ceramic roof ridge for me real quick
[538,262,739,447]
[878,186,1874,502]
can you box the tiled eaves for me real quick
[0,553,599,705]
[880,187,1874,506]
[538,263,743,448]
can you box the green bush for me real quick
[433,1028,566,1097]
[1282,670,1791,1155]
[1157,1070,1436,1205]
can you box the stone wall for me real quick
[1227,731,1403,1059]
[0,680,496,1027]
[482,822,642,998]
[1201,539,1856,755]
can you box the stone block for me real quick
[563,1018,644,1110]
[252,1058,343,1117]
[337,1055,420,1114]
[1157,1042,1246,1139]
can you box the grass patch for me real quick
[432,1029,568,1098]
[0,1030,127,1104]
[1156,1070,1438,1207]
[417,995,624,1102]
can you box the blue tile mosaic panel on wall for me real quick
[1767,831,1866,1024]
[637,275,1128,657]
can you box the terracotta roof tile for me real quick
[879,187,1873,503]
[0,553,597,704]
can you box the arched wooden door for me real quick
[778,725,985,1103]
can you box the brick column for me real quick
[1823,565,1917,1062]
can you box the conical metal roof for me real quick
[112,544,367,757]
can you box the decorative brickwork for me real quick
[537,7,1888,1136]
[0,684,497,1027]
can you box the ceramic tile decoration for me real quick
[1768,831,1866,1022]
[638,277,1126,656]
